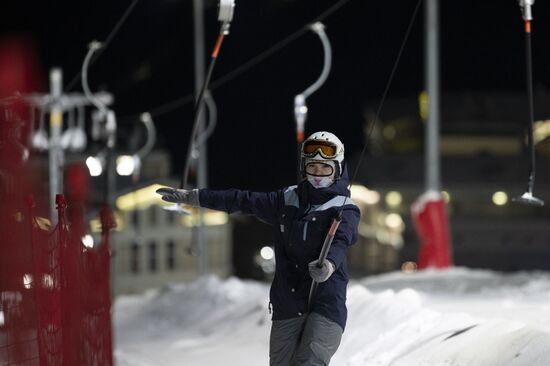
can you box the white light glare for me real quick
[42,274,54,289]
[0,311,4,327]
[492,191,508,206]
[23,274,33,289]
[385,191,402,207]
[260,246,274,261]
[86,156,103,176]
[385,213,404,230]
[350,184,380,205]
[116,155,136,176]
[82,234,95,248]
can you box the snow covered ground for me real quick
[114,267,550,366]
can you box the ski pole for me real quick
[307,213,342,313]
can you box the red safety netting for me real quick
[1,99,41,366]
[76,206,115,366]
[29,195,63,366]
[1,102,114,365]
[1,194,115,366]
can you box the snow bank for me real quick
[114,276,270,366]
[114,268,550,366]
[337,284,550,365]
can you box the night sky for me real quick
[4,0,550,191]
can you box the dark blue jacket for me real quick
[198,165,360,330]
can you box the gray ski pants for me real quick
[269,312,343,366]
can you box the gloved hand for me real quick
[308,259,336,283]
[156,187,200,207]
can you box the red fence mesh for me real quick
[1,193,114,366]
[1,108,114,365]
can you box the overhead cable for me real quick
[121,0,356,121]
[64,0,140,92]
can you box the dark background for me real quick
[3,0,550,190]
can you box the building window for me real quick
[149,242,157,272]
[130,242,140,273]
[167,241,175,270]
[149,207,157,225]
[131,210,139,227]
[167,211,175,225]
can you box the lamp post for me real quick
[49,68,63,223]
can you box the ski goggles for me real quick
[302,140,338,159]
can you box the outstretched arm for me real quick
[156,187,281,225]
[198,189,280,224]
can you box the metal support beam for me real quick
[49,68,64,223]
[425,0,440,192]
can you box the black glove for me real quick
[308,259,336,283]
[156,187,200,207]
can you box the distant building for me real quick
[353,90,550,272]
[85,150,233,295]
[108,189,232,295]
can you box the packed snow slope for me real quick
[114,267,550,366]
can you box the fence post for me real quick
[100,206,115,365]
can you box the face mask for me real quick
[307,174,334,189]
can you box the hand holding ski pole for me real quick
[309,259,335,283]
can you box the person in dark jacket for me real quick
[157,131,360,365]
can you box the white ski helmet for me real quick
[301,131,345,178]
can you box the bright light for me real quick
[23,274,33,289]
[260,246,275,261]
[401,261,418,273]
[350,184,380,205]
[42,274,54,289]
[82,234,95,248]
[385,191,402,207]
[116,155,136,176]
[442,191,450,203]
[385,213,403,229]
[86,156,103,176]
[492,191,508,206]
[0,310,4,326]
[254,246,276,274]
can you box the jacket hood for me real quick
[297,161,351,205]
